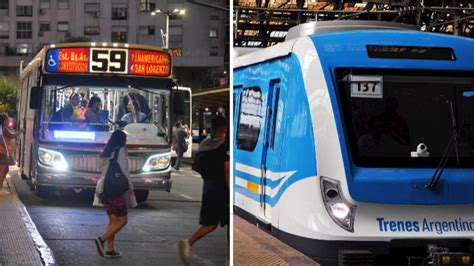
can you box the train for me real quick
[233,21,474,265]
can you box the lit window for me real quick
[209,29,218,38]
[58,22,69,32]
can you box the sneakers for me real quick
[105,250,122,258]
[179,239,191,265]
[94,237,105,256]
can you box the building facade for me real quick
[0,0,229,90]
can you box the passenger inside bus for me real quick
[84,96,102,123]
[121,100,147,124]
[61,93,81,122]
[48,93,81,129]
[115,93,151,123]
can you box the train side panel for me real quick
[234,53,318,234]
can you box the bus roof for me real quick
[21,42,172,80]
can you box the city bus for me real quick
[18,42,184,202]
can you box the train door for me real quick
[258,79,281,223]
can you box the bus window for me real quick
[41,86,170,145]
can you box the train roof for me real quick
[285,21,419,41]
[234,27,474,70]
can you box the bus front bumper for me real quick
[35,165,172,191]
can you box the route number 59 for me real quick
[90,48,128,74]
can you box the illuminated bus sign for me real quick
[45,47,171,77]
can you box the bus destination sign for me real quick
[129,49,171,76]
[45,47,171,77]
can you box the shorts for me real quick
[199,191,229,227]
[102,195,128,217]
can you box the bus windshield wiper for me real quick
[425,99,460,190]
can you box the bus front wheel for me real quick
[134,189,149,203]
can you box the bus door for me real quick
[259,79,281,222]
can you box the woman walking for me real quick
[0,113,21,193]
[93,130,137,258]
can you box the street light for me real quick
[151,8,186,49]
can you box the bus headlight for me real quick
[38,147,68,170]
[321,177,356,232]
[142,153,171,172]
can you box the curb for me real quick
[6,175,57,266]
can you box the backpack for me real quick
[181,140,189,153]
[103,148,130,198]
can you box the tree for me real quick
[0,76,17,115]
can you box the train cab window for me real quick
[337,69,474,168]
[236,87,263,151]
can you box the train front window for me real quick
[337,69,474,168]
[40,86,170,145]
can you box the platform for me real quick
[233,215,318,265]
[0,171,55,266]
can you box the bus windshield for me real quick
[40,86,170,145]
[336,69,474,168]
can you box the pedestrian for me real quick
[93,130,137,258]
[179,116,229,265]
[172,121,187,171]
[0,113,22,193]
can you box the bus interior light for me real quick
[38,147,68,170]
[143,153,171,172]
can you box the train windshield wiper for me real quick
[425,99,460,190]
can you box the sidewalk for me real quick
[233,215,319,265]
[0,171,56,266]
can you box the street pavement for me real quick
[11,165,228,266]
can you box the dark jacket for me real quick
[173,127,187,153]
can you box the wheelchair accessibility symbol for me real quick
[48,55,57,67]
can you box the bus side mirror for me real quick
[173,90,185,115]
[29,87,42,109]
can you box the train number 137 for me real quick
[350,75,383,99]
[90,48,128,74]
[354,82,378,92]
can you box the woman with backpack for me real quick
[93,130,137,258]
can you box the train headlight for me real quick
[321,177,356,232]
[142,153,171,172]
[38,147,68,170]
